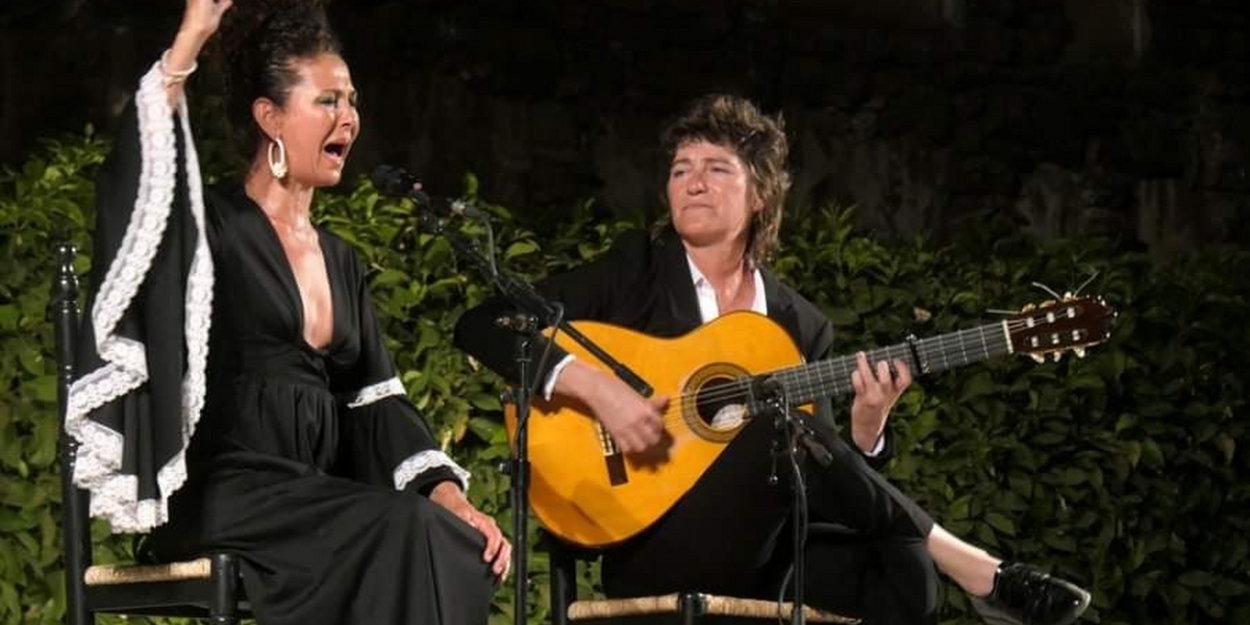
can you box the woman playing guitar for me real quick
[455,94,1091,625]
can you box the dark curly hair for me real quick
[659,94,791,264]
[213,0,342,157]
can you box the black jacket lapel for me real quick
[761,268,802,348]
[653,227,704,336]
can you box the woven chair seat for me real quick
[568,592,860,623]
[83,558,212,586]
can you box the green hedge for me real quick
[1,131,1246,625]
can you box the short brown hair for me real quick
[660,94,791,263]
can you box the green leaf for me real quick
[947,495,972,520]
[1042,532,1077,553]
[505,240,540,259]
[468,392,502,412]
[30,374,58,403]
[468,417,504,442]
[371,268,410,288]
[1178,570,1217,588]
[1214,577,1250,597]
[958,371,998,402]
[984,512,1017,536]
[0,305,19,331]
[1123,440,1142,468]
[0,580,20,624]
[825,307,859,326]
[1114,413,1137,433]
[18,346,44,376]
[1066,372,1105,390]
[1052,467,1089,486]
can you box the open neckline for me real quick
[239,188,338,354]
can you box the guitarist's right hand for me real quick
[557,361,668,454]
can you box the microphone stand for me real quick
[408,205,649,625]
[755,377,833,625]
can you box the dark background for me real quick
[2,0,1247,251]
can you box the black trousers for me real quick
[602,414,939,625]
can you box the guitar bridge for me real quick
[597,423,630,486]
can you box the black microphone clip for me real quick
[494,313,540,334]
[371,164,487,220]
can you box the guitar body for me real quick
[504,312,805,548]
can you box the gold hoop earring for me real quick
[268,137,288,179]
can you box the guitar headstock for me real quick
[1008,296,1116,362]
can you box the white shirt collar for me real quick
[685,254,768,323]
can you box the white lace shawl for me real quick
[63,61,214,532]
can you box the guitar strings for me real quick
[664,320,1009,408]
[644,315,1083,426]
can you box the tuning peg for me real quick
[1029,353,1045,364]
[1074,347,1087,359]
[1052,352,1064,362]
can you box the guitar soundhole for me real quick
[694,377,751,432]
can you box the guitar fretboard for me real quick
[759,321,1013,406]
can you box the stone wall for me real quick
[3,0,1246,252]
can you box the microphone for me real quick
[371,164,486,219]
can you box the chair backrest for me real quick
[51,242,95,625]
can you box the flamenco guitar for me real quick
[504,296,1115,547]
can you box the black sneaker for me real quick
[969,562,1091,625]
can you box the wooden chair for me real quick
[51,243,250,625]
[544,523,861,624]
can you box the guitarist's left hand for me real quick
[849,352,912,453]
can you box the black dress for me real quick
[69,63,495,625]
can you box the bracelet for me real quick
[159,49,198,87]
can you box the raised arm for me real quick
[65,0,232,533]
[162,0,233,107]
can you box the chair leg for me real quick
[54,243,92,625]
[209,553,240,625]
[61,490,93,625]
[679,592,703,625]
[65,595,92,625]
[549,542,576,625]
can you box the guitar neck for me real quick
[770,321,1014,406]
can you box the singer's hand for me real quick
[178,0,232,44]
[429,482,512,583]
[556,361,667,454]
[164,0,232,105]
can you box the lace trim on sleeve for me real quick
[346,376,406,408]
[64,61,214,532]
[393,450,471,492]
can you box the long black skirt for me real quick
[147,452,496,625]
